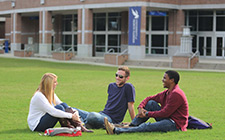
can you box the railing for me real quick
[53,47,74,60]
[23,46,33,57]
[105,48,128,65]
[116,49,128,65]
[188,51,199,69]
[106,48,115,53]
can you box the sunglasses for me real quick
[115,73,125,79]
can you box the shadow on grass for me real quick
[0,128,31,135]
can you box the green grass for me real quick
[0,57,224,140]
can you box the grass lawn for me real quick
[0,57,224,140]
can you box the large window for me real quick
[151,35,168,54]
[186,10,213,31]
[93,12,121,55]
[62,14,78,51]
[216,10,225,31]
[93,13,106,31]
[146,11,168,55]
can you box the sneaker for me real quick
[104,117,115,135]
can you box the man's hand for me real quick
[137,108,147,118]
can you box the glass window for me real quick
[152,16,165,31]
[62,35,72,51]
[108,18,120,31]
[96,47,105,52]
[96,35,105,46]
[192,35,197,53]
[63,15,72,31]
[199,11,213,16]
[189,17,197,31]
[108,13,121,31]
[63,35,72,45]
[73,35,77,51]
[108,13,120,17]
[152,35,164,47]
[108,35,120,46]
[216,17,225,31]
[216,10,225,15]
[96,18,106,31]
[189,11,198,16]
[94,13,106,31]
[186,10,214,31]
[145,34,149,54]
[73,15,78,31]
[199,17,213,31]
[150,35,168,55]
[146,15,149,31]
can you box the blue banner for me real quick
[128,7,141,45]
[149,11,167,16]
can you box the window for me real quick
[151,35,168,54]
[93,12,121,55]
[152,17,165,31]
[62,14,78,51]
[63,15,72,31]
[146,11,168,55]
[216,10,225,31]
[186,10,213,31]
[93,13,106,31]
[108,13,121,31]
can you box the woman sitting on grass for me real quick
[27,73,84,132]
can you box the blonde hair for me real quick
[118,66,130,77]
[37,73,57,105]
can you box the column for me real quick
[53,15,62,50]
[168,9,185,56]
[77,8,93,57]
[121,11,128,52]
[11,13,22,54]
[128,6,146,60]
[39,11,52,56]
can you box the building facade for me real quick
[0,0,225,59]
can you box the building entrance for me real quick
[216,36,225,58]
[198,36,212,57]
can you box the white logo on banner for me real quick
[131,9,139,19]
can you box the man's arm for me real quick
[128,102,136,120]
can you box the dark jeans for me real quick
[34,103,69,132]
[114,100,178,134]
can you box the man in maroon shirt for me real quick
[104,70,189,134]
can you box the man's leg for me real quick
[130,100,161,126]
[72,107,90,123]
[85,112,113,129]
[115,119,178,134]
[34,104,65,132]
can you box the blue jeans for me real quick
[34,103,69,132]
[73,108,112,129]
[114,100,178,134]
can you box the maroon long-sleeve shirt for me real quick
[138,85,189,131]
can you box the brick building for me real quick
[0,0,225,59]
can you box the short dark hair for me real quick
[165,70,180,84]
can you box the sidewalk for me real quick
[0,52,225,73]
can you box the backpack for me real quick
[44,127,82,137]
[187,116,212,129]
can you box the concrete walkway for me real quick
[0,53,225,73]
